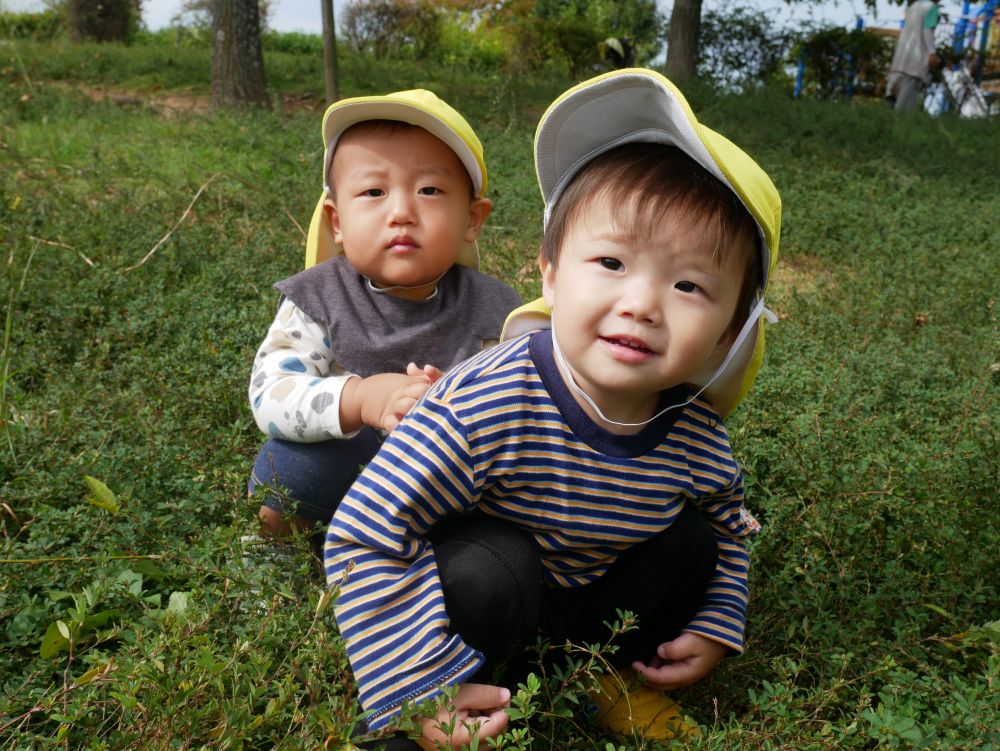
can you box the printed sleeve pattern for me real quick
[248,298,358,441]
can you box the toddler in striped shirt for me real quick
[326,68,781,750]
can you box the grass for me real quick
[1,34,998,750]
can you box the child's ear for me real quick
[540,252,556,310]
[463,197,493,242]
[323,195,343,244]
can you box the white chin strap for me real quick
[551,296,774,428]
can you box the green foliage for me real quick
[437,14,507,71]
[1,34,999,749]
[336,0,663,75]
[502,0,662,75]
[534,0,664,67]
[500,10,605,77]
[261,30,324,56]
[792,25,894,98]
[698,4,793,90]
[0,10,63,41]
[341,0,443,59]
[3,37,210,90]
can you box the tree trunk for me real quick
[320,0,340,104]
[211,0,271,109]
[665,0,702,81]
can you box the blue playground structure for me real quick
[952,0,999,84]
[793,1,998,114]
[792,16,866,99]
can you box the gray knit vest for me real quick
[274,257,521,377]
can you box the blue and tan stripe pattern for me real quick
[326,331,759,730]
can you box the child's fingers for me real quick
[422,708,509,748]
[405,362,442,383]
[380,395,426,432]
[401,381,434,399]
[630,658,700,690]
[454,683,511,712]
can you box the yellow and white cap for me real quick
[503,68,782,417]
[305,88,487,269]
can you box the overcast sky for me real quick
[0,0,969,35]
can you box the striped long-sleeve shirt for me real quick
[325,331,760,731]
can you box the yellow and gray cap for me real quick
[305,88,487,269]
[503,68,782,416]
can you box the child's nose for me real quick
[618,282,662,325]
[388,194,416,224]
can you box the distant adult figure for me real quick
[886,0,941,111]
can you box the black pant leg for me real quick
[541,501,719,666]
[430,513,542,678]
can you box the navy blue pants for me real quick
[249,430,382,523]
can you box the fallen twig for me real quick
[27,234,94,266]
[125,173,221,272]
[0,553,164,565]
[284,206,306,241]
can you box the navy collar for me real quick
[529,330,691,457]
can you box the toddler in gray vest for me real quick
[247,89,521,545]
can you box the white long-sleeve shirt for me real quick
[249,298,360,441]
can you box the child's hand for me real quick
[342,365,443,433]
[630,632,728,690]
[406,361,443,383]
[380,373,435,431]
[418,683,510,749]
[341,372,426,433]
[378,363,442,431]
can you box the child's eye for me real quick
[363,188,384,197]
[675,280,699,293]
[418,186,441,196]
[599,257,623,271]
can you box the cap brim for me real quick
[321,97,486,198]
[534,68,777,288]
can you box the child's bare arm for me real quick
[631,632,728,690]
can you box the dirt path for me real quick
[68,82,322,117]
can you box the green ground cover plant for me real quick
[1,34,998,750]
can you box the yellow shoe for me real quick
[588,670,699,741]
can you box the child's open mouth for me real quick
[600,335,655,360]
